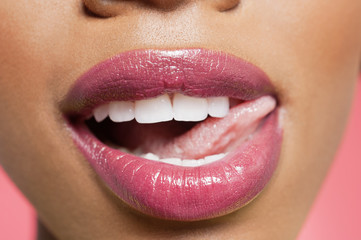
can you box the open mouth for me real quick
[62,49,283,221]
[85,94,275,166]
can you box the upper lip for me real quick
[61,48,276,117]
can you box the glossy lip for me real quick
[61,48,283,221]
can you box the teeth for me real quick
[109,101,135,122]
[208,97,229,118]
[161,158,183,166]
[182,159,200,167]
[92,94,231,123]
[140,152,160,161]
[93,104,109,122]
[173,93,208,121]
[135,94,173,123]
[137,151,227,167]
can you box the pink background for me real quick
[0,81,360,240]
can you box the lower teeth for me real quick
[118,147,227,167]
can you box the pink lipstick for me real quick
[62,49,282,221]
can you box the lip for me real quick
[62,48,283,221]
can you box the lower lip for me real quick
[69,109,282,221]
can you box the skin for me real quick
[0,0,360,239]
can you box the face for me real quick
[0,0,360,239]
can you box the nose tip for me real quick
[83,0,240,17]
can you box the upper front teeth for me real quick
[93,94,230,123]
[173,94,208,121]
[135,95,173,123]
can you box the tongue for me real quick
[106,96,276,159]
[138,96,276,159]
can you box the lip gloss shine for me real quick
[62,49,282,220]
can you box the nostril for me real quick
[83,0,189,17]
[212,0,240,12]
[145,0,188,10]
[83,0,118,17]
[83,0,150,17]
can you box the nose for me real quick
[83,0,240,17]
[146,0,189,9]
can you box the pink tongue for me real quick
[142,96,276,159]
